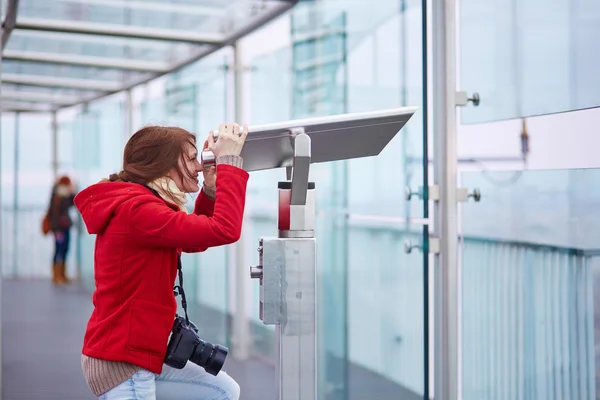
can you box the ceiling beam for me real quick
[1,0,20,49]
[15,17,223,44]
[10,29,174,48]
[74,0,226,17]
[1,100,53,113]
[3,49,170,73]
[2,73,121,91]
[1,89,83,105]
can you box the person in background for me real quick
[48,175,77,284]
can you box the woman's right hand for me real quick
[207,123,248,158]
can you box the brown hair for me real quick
[109,126,197,199]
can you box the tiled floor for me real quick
[1,279,420,400]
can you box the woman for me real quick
[74,123,249,400]
[48,175,76,284]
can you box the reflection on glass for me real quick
[461,169,600,398]
[460,0,600,123]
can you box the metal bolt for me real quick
[468,188,481,202]
[468,92,480,106]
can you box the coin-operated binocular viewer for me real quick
[201,107,417,400]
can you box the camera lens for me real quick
[190,339,229,376]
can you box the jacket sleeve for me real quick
[128,165,249,250]
[193,189,215,217]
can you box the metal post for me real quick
[0,4,4,391]
[250,132,317,400]
[432,0,459,399]
[230,42,251,361]
[51,111,58,180]
[124,88,133,141]
[12,112,20,278]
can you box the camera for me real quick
[164,315,228,376]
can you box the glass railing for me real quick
[461,168,600,398]
[0,112,81,281]
[1,206,80,280]
[460,0,600,123]
[462,236,596,399]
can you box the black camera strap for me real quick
[140,183,191,324]
[174,255,191,325]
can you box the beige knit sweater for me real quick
[82,157,241,396]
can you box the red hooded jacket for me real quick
[74,164,249,374]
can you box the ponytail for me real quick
[108,170,129,182]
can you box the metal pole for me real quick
[0,3,4,391]
[51,111,58,180]
[12,112,20,278]
[124,88,133,141]
[432,0,459,399]
[420,0,431,397]
[230,42,251,361]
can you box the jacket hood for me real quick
[75,182,154,234]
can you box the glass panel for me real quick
[250,47,292,125]
[1,113,17,277]
[461,169,600,398]
[163,51,231,346]
[71,95,126,291]
[0,112,72,279]
[460,0,600,123]
[248,1,427,399]
[138,51,231,345]
[291,10,347,118]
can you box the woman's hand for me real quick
[202,166,216,189]
[201,139,217,188]
[207,123,248,158]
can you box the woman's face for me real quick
[170,142,203,193]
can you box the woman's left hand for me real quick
[202,139,216,189]
[203,166,216,189]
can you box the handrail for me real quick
[4,206,599,256]
[460,235,600,257]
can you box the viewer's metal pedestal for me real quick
[202,107,417,400]
[250,132,317,400]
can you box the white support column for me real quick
[51,110,58,180]
[0,2,4,392]
[13,112,20,278]
[124,89,133,142]
[432,0,459,399]
[230,42,251,361]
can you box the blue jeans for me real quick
[99,363,240,400]
[53,228,70,264]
